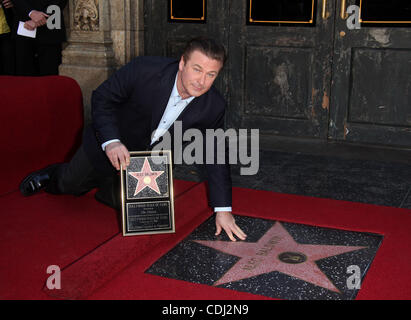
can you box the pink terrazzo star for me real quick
[194,222,367,293]
[128,158,164,196]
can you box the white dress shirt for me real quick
[102,74,232,213]
[150,75,195,145]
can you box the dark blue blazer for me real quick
[84,56,232,208]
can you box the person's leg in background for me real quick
[15,36,37,76]
[37,42,62,75]
[0,32,15,75]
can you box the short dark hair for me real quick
[182,36,227,66]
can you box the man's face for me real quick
[177,50,223,99]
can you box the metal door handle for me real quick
[322,0,330,20]
[341,0,348,19]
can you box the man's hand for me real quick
[105,141,130,170]
[28,10,49,27]
[24,20,36,31]
[215,212,247,242]
[2,0,13,8]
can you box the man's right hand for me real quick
[105,141,130,170]
[2,0,13,8]
[28,10,49,27]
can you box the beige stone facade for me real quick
[59,0,144,123]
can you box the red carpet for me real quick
[0,179,197,300]
[1,180,411,300]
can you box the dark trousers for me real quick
[0,33,15,75]
[15,36,62,76]
[46,144,120,209]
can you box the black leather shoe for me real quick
[19,164,60,196]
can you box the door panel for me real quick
[244,46,314,119]
[227,0,334,140]
[329,0,411,147]
[349,48,411,127]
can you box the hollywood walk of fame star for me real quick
[128,157,164,196]
[193,222,367,293]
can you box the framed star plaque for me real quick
[120,150,175,236]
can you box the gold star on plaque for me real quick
[128,158,164,196]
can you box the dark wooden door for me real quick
[329,0,411,147]
[144,0,411,148]
[226,0,334,141]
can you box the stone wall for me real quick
[59,0,144,123]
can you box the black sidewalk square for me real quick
[146,216,383,300]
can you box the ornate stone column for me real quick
[59,0,114,124]
[110,0,144,66]
[60,0,144,123]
